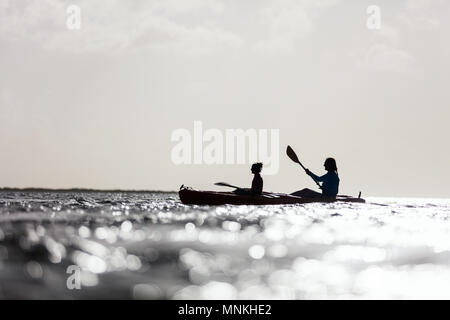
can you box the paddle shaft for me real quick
[215,182,240,189]
[286,145,322,190]
[300,163,322,190]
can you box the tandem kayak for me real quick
[179,186,365,205]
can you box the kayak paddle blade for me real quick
[287,145,321,189]
[286,145,300,164]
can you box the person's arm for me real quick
[306,169,325,182]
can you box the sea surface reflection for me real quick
[1,191,450,299]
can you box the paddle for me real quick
[286,145,322,190]
[214,182,241,189]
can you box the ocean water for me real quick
[1,190,450,300]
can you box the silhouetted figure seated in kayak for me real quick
[291,158,339,198]
[234,163,263,196]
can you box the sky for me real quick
[0,0,449,197]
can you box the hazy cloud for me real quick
[374,24,401,45]
[0,0,243,54]
[1,0,449,196]
[150,0,225,15]
[398,0,441,30]
[255,0,339,54]
[358,43,416,73]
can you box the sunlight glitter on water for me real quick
[1,191,450,299]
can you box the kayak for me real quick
[179,186,365,205]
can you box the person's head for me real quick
[324,158,337,172]
[251,162,263,174]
